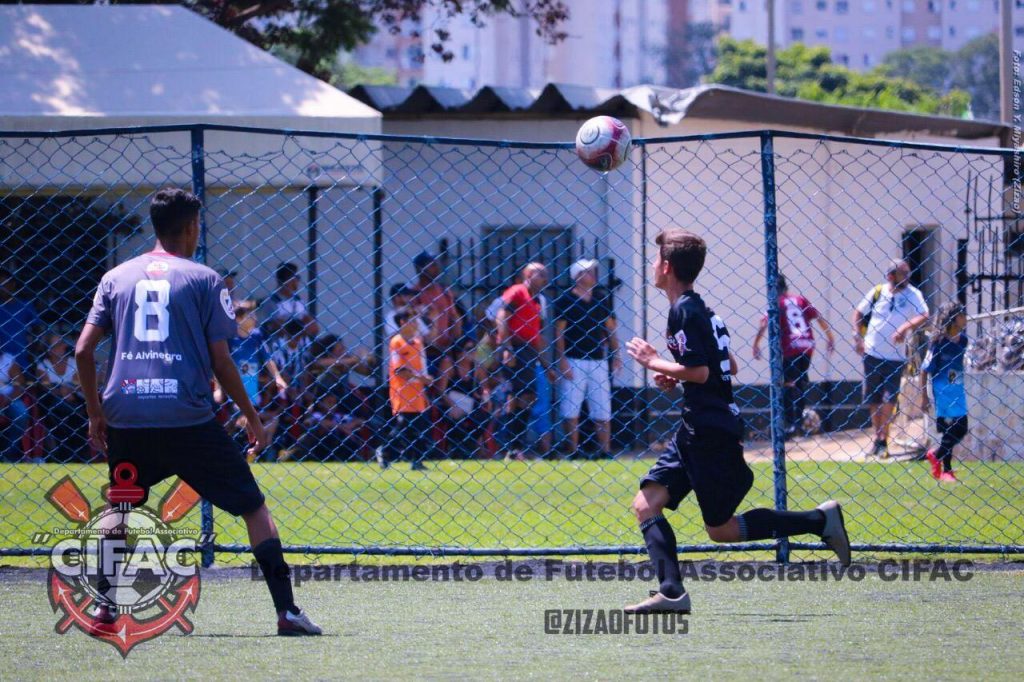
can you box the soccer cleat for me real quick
[816,500,851,566]
[939,471,959,484]
[88,603,117,635]
[277,448,297,463]
[925,449,941,480]
[624,591,691,614]
[278,608,323,636]
[375,447,389,470]
[875,441,889,460]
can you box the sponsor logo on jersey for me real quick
[666,330,688,353]
[145,260,171,277]
[121,351,183,364]
[220,288,236,320]
[121,378,179,397]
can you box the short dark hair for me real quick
[777,274,788,293]
[311,333,340,357]
[150,188,201,240]
[655,229,706,284]
[276,262,299,286]
[393,307,415,329]
[283,318,305,338]
[932,302,967,343]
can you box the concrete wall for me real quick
[962,371,1024,461]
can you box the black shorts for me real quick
[640,421,754,528]
[107,419,265,517]
[863,355,905,405]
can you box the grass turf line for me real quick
[1,460,1021,567]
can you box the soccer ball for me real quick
[801,408,822,436]
[575,116,632,172]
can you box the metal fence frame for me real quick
[0,124,1021,564]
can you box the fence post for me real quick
[372,187,385,374]
[307,186,319,319]
[639,142,650,441]
[759,131,790,564]
[190,126,216,569]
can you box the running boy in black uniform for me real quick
[624,229,851,613]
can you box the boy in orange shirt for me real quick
[385,308,432,470]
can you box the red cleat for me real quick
[925,449,941,480]
[938,471,959,484]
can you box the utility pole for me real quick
[767,0,776,95]
[1000,0,1014,126]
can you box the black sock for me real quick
[940,449,954,472]
[252,538,296,614]
[737,508,826,541]
[640,515,684,599]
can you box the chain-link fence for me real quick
[0,125,1021,563]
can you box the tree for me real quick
[879,46,950,94]
[662,22,718,88]
[947,34,999,121]
[10,1,569,82]
[708,38,970,117]
[878,33,998,120]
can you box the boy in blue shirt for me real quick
[920,303,968,484]
[215,301,287,460]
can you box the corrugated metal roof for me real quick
[347,82,1005,140]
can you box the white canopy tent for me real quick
[0,5,384,343]
[0,4,380,131]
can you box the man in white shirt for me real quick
[852,259,929,458]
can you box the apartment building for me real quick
[352,0,669,88]
[731,0,1019,69]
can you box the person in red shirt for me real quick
[495,262,549,457]
[752,274,835,438]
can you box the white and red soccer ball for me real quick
[575,116,632,172]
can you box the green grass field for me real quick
[2,460,1023,563]
[2,564,1022,679]
[2,459,1023,678]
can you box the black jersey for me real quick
[665,291,740,431]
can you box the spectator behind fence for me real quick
[382,308,432,470]
[0,266,42,369]
[37,334,87,461]
[495,262,550,459]
[411,251,463,370]
[215,301,286,462]
[751,274,836,439]
[383,284,429,381]
[310,334,375,404]
[852,259,930,459]
[0,349,28,461]
[441,340,492,459]
[280,392,366,462]
[554,259,621,460]
[920,303,969,484]
[259,262,319,339]
[221,269,243,307]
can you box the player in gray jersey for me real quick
[75,188,321,637]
